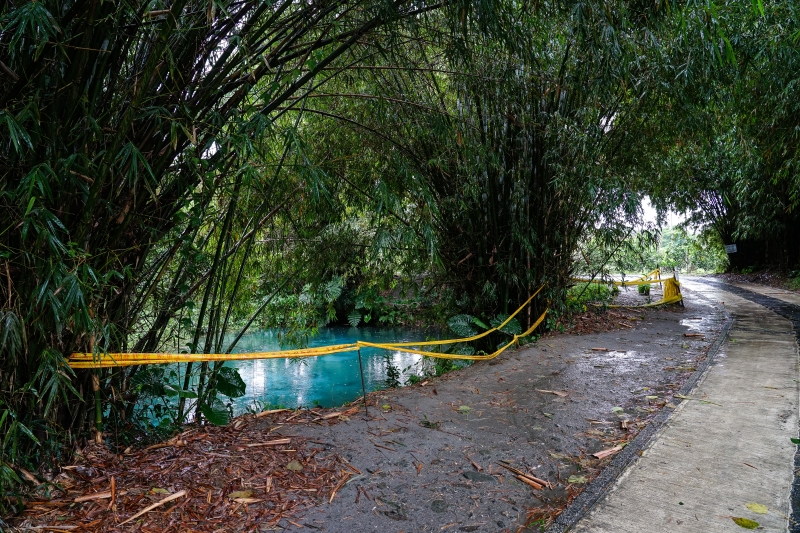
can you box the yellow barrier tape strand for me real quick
[571,276,669,287]
[69,343,359,361]
[572,268,661,287]
[68,276,678,369]
[68,293,548,368]
[69,344,359,368]
[643,268,660,280]
[373,285,545,348]
[605,276,682,308]
[359,308,548,361]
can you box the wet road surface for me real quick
[270,282,728,532]
[562,277,800,533]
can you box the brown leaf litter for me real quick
[11,408,361,532]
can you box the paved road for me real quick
[722,281,800,307]
[561,278,800,532]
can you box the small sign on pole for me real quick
[724,244,738,254]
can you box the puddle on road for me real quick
[680,316,716,333]
[604,350,640,359]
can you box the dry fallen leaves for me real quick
[744,502,768,514]
[732,517,759,529]
[12,409,354,533]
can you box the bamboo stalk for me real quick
[118,490,187,526]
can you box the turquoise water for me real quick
[223,327,442,412]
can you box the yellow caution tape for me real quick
[572,268,664,287]
[374,285,545,348]
[360,308,548,361]
[68,273,681,369]
[70,287,547,368]
[68,344,359,368]
[663,276,681,299]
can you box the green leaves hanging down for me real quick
[2,1,61,60]
[324,277,344,302]
[35,348,81,418]
[0,311,22,360]
[116,142,156,198]
[0,461,23,488]
[214,367,246,398]
[2,412,40,451]
[0,111,33,154]
[447,314,489,337]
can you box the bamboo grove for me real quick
[2,0,799,505]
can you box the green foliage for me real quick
[127,363,245,430]
[199,399,231,427]
[545,282,614,331]
[566,283,613,311]
[1,0,456,496]
[406,374,423,385]
[489,315,522,336]
[590,227,728,275]
[640,1,800,270]
[655,228,728,273]
[638,284,651,295]
[213,367,247,399]
[431,358,457,377]
[447,314,487,338]
[348,310,363,328]
[383,354,402,389]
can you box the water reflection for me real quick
[222,327,437,412]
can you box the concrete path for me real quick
[565,278,800,533]
[725,281,800,307]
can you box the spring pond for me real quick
[220,326,452,413]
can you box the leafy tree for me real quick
[0,0,447,498]
[641,0,800,270]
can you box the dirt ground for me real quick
[714,269,800,292]
[7,283,727,533]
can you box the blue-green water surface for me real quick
[223,327,442,412]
